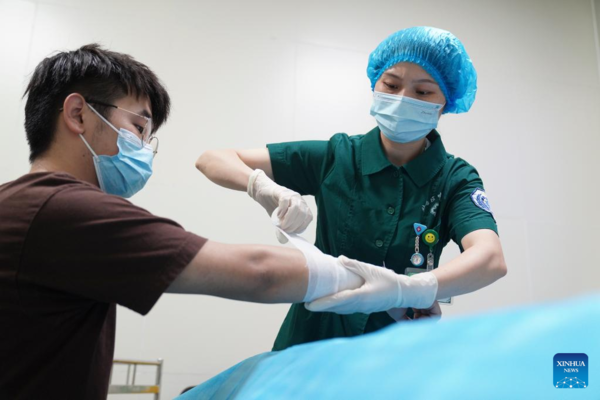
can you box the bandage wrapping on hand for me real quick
[301,246,364,303]
[275,227,364,302]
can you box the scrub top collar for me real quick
[361,127,448,187]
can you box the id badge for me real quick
[405,267,453,305]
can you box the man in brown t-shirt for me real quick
[0,45,377,399]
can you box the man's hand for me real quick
[387,302,442,321]
[412,301,442,320]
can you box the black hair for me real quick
[23,43,170,162]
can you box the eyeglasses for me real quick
[87,100,158,154]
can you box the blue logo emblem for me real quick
[470,188,492,214]
[554,353,588,389]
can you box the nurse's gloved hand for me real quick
[247,169,313,240]
[305,256,438,315]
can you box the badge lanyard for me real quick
[407,224,451,304]
[411,223,439,271]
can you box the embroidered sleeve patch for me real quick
[470,188,493,214]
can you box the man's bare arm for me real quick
[167,241,308,303]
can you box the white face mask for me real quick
[370,91,443,143]
[81,104,154,198]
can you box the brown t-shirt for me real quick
[0,172,207,399]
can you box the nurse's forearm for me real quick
[195,149,253,191]
[196,148,274,191]
[433,229,507,300]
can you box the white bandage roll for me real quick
[272,210,364,302]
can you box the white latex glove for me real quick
[386,307,411,321]
[247,169,313,241]
[305,256,438,314]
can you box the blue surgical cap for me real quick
[367,26,477,114]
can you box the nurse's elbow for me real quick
[495,258,508,280]
[195,150,213,173]
[489,248,507,281]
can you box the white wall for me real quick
[1,0,599,398]
[595,0,600,81]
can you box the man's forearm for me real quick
[167,241,308,303]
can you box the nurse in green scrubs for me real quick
[197,26,507,350]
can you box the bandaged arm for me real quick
[167,240,363,303]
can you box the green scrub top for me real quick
[267,127,498,351]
